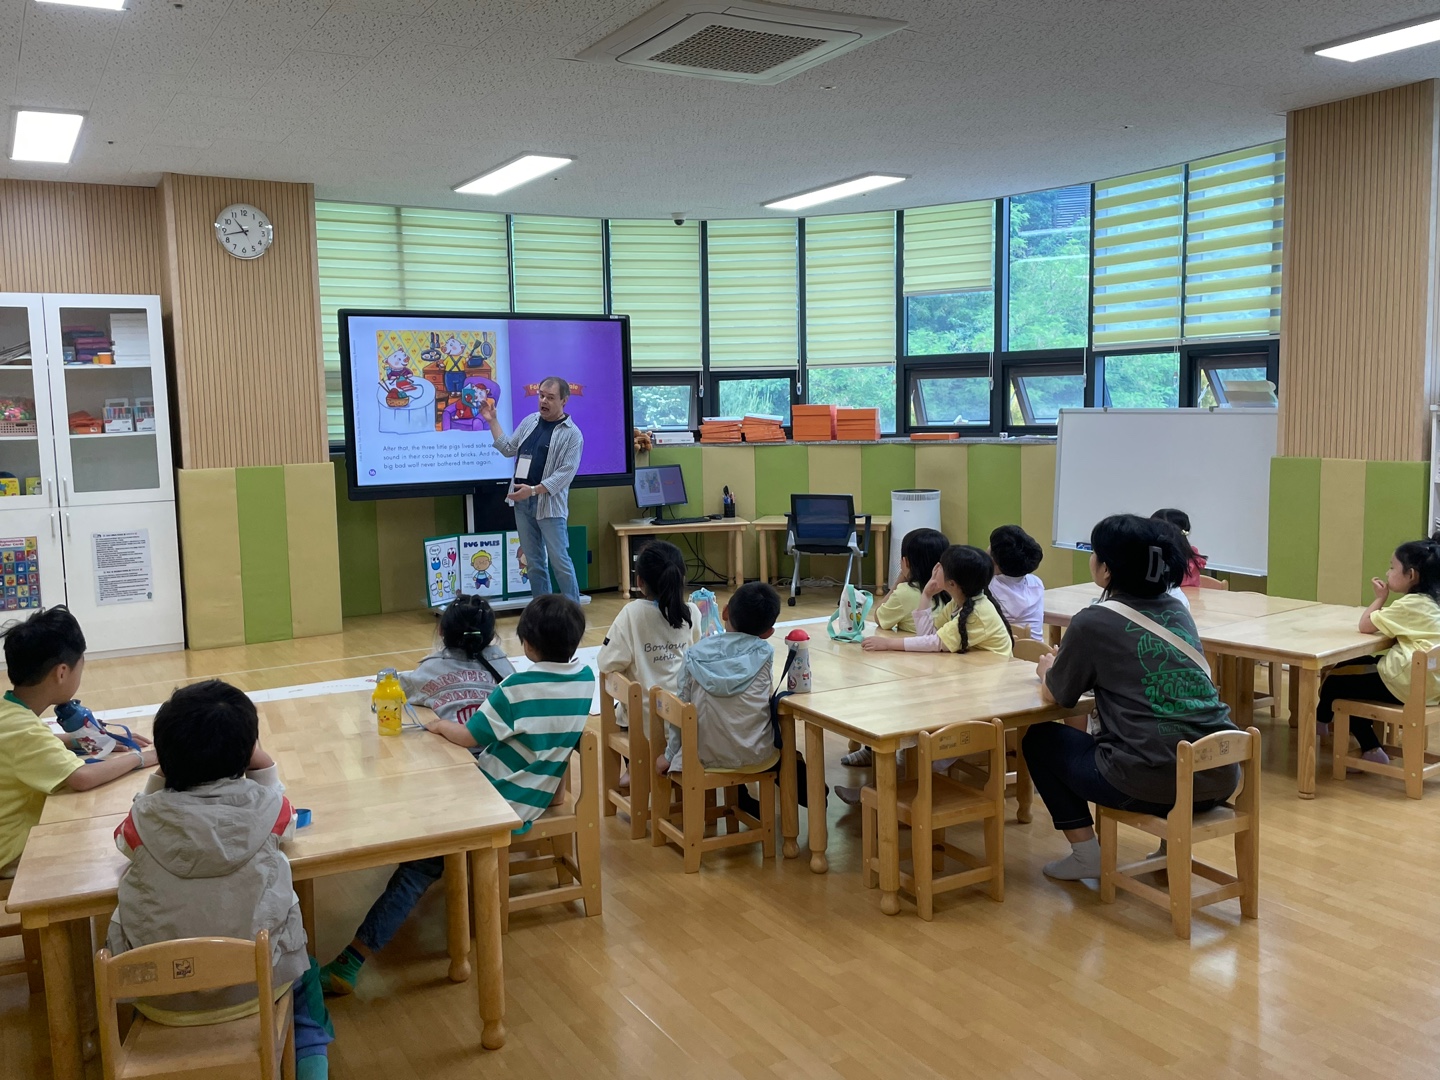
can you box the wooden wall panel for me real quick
[0,180,163,293]
[160,173,327,468]
[1281,82,1438,462]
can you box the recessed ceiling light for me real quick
[454,154,574,196]
[11,110,84,164]
[36,0,127,10]
[764,174,906,211]
[1311,14,1440,61]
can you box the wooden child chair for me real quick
[600,671,649,839]
[500,728,603,930]
[1098,726,1261,939]
[0,878,43,992]
[94,930,294,1080]
[649,687,775,873]
[1332,645,1440,798]
[862,718,1006,920]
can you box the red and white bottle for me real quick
[786,629,812,693]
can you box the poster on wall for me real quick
[0,536,41,612]
[93,531,152,606]
[424,536,461,609]
[458,533,504,598]
[504,531,531,597]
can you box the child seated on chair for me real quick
[989,524,1046,640]
[0,606,158,881]
[322,595,595,996]
[106,680,332,1079]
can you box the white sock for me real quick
[1043,837,1101,880]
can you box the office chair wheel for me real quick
[787,597,796,607]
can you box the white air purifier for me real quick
[889,489,942,587]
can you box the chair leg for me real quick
[1403,719,1425,799]
[1332,711,1350,781]
[651,773,669,848]
[683,779,704,874]
[861,801,877,889]
[760,779,776,859]
[985,812,1004,902]
[281,996,297,1080]
[578,825,602,918]
[553,834,576,886]
[23,929,43,994]
[1235,826,1259,920]
[913,824,933,920]
[630,753,650,841]
[602,741,619,819]
[1098,811,1117,904]
[1167,826,1192,940]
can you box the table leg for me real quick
[731,528,741,588]
[469,846,507,1050]
[1014,734,1033,824]
[874,528,887,593]
[805,722,828,874]
[1297,667,1320,799]
[39,921,81,1080]
[1288,669,1300,728]
[875,749,901,915]
[295,878,315,954]
[780,712,799,859]
[69,918,98,1062]
[444,852,472,983]
[618,535,631,599]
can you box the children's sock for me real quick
[318,946,365,995]
[1042,837,1101,880]
[1360,747,1390,765]
[297,1053,329,1080]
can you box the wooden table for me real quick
[775,641,1086,916]
[753,514,891,594]
[10,693,521,1080]
[613,517,750,598]
[1042,583,1317,640]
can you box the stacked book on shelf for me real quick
[791,404,837,441]
[740,414,786,443]
[109,314,150,365]
[836,407,881,441]
[700,417,743,444]
[910,431,960,441]
[0,341,31,366]
[62,326,111,365]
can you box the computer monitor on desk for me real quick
[633,464,707,525]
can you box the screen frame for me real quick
[339,308,634,501]
[633,463,687,509]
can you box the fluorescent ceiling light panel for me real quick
[1312,14,1440,61]
[764,173,906,211]
[36,0,127,10]
[454,154,574,195]
[11,110,84,164]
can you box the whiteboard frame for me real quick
[1051,407,1276,577]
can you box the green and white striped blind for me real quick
[315,202,403,442]
[396,207,509,312]
[902,200,993,296]
[511,215,605,314]
[805,211,896,367]
[1183,141,1284,339]
[706,219,799,369]
[1092,166,1183,347]
[608,220,702,371]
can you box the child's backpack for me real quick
[827,582,874,643]
[689,588,724,637]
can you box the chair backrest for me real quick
[573,728,599,802]
[1012,638,1053,664]
[788,494,857,550]
[1405,645,1440,712]
[95,932,279,1080]
[650,687,700,778]
[917,719,1005,807]
[601,671,643,731]
[1174,727,1260,814]
[1196,576,1229,591]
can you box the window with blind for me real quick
[706,219,799,369]
[902,200,994,355]
[805,211,896,365]
[1092,166,1183,347]
[1183,141,1284,339]
[608,220,702,371]
[511,215,605,313]
[396,207,508,312]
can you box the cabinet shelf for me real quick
[68,431,155,440]
[63,363,150,372]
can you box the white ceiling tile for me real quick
[302,10,427,56]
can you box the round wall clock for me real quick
[213,203,274,259]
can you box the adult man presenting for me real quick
[479,376,583,603]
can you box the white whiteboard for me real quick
[1053,408,1277,576]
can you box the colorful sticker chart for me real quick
[0,536,41,612]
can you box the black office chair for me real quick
[784,494,871,607]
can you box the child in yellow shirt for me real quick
[1317,534,1440,765]
[862,545,1013,657]
[873,528,949,633]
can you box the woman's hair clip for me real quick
[1146,545,1166,583]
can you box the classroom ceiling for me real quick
[3,0,1440,218]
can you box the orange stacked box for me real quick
[836,407,881,441]
[910,431,960,441]
[740,414,786,443]
[700,417,743,444]
[791,404,837,441]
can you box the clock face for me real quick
[213,203,274,259]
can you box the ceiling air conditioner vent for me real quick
[577,1,906,85]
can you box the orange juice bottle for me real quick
[373,668,404,737]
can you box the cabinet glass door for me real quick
[0,295,60,511]
[43,296,173,506]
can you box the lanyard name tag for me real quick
[514,455,533,483]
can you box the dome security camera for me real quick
[671,212,686,226]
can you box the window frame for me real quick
[706,369,801,427]
[632,372,701,430]
[898,353,995,436]
[1093,345,1182,409]
[1181,339,1279,408]
[998,349,1086,434]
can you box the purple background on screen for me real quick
[509,319,628,477]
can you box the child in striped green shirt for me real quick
[321,595,593,996]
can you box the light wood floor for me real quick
[4,589,1439,1080]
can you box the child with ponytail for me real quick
[397,594,514,733]
[597,540,702,775]
[861,544,1013,656]
[1316,533,1440,765]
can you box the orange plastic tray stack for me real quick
[740,415,786,443]
[791,404,837,441]
[699,418,743,444]
[836,407,881,441]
